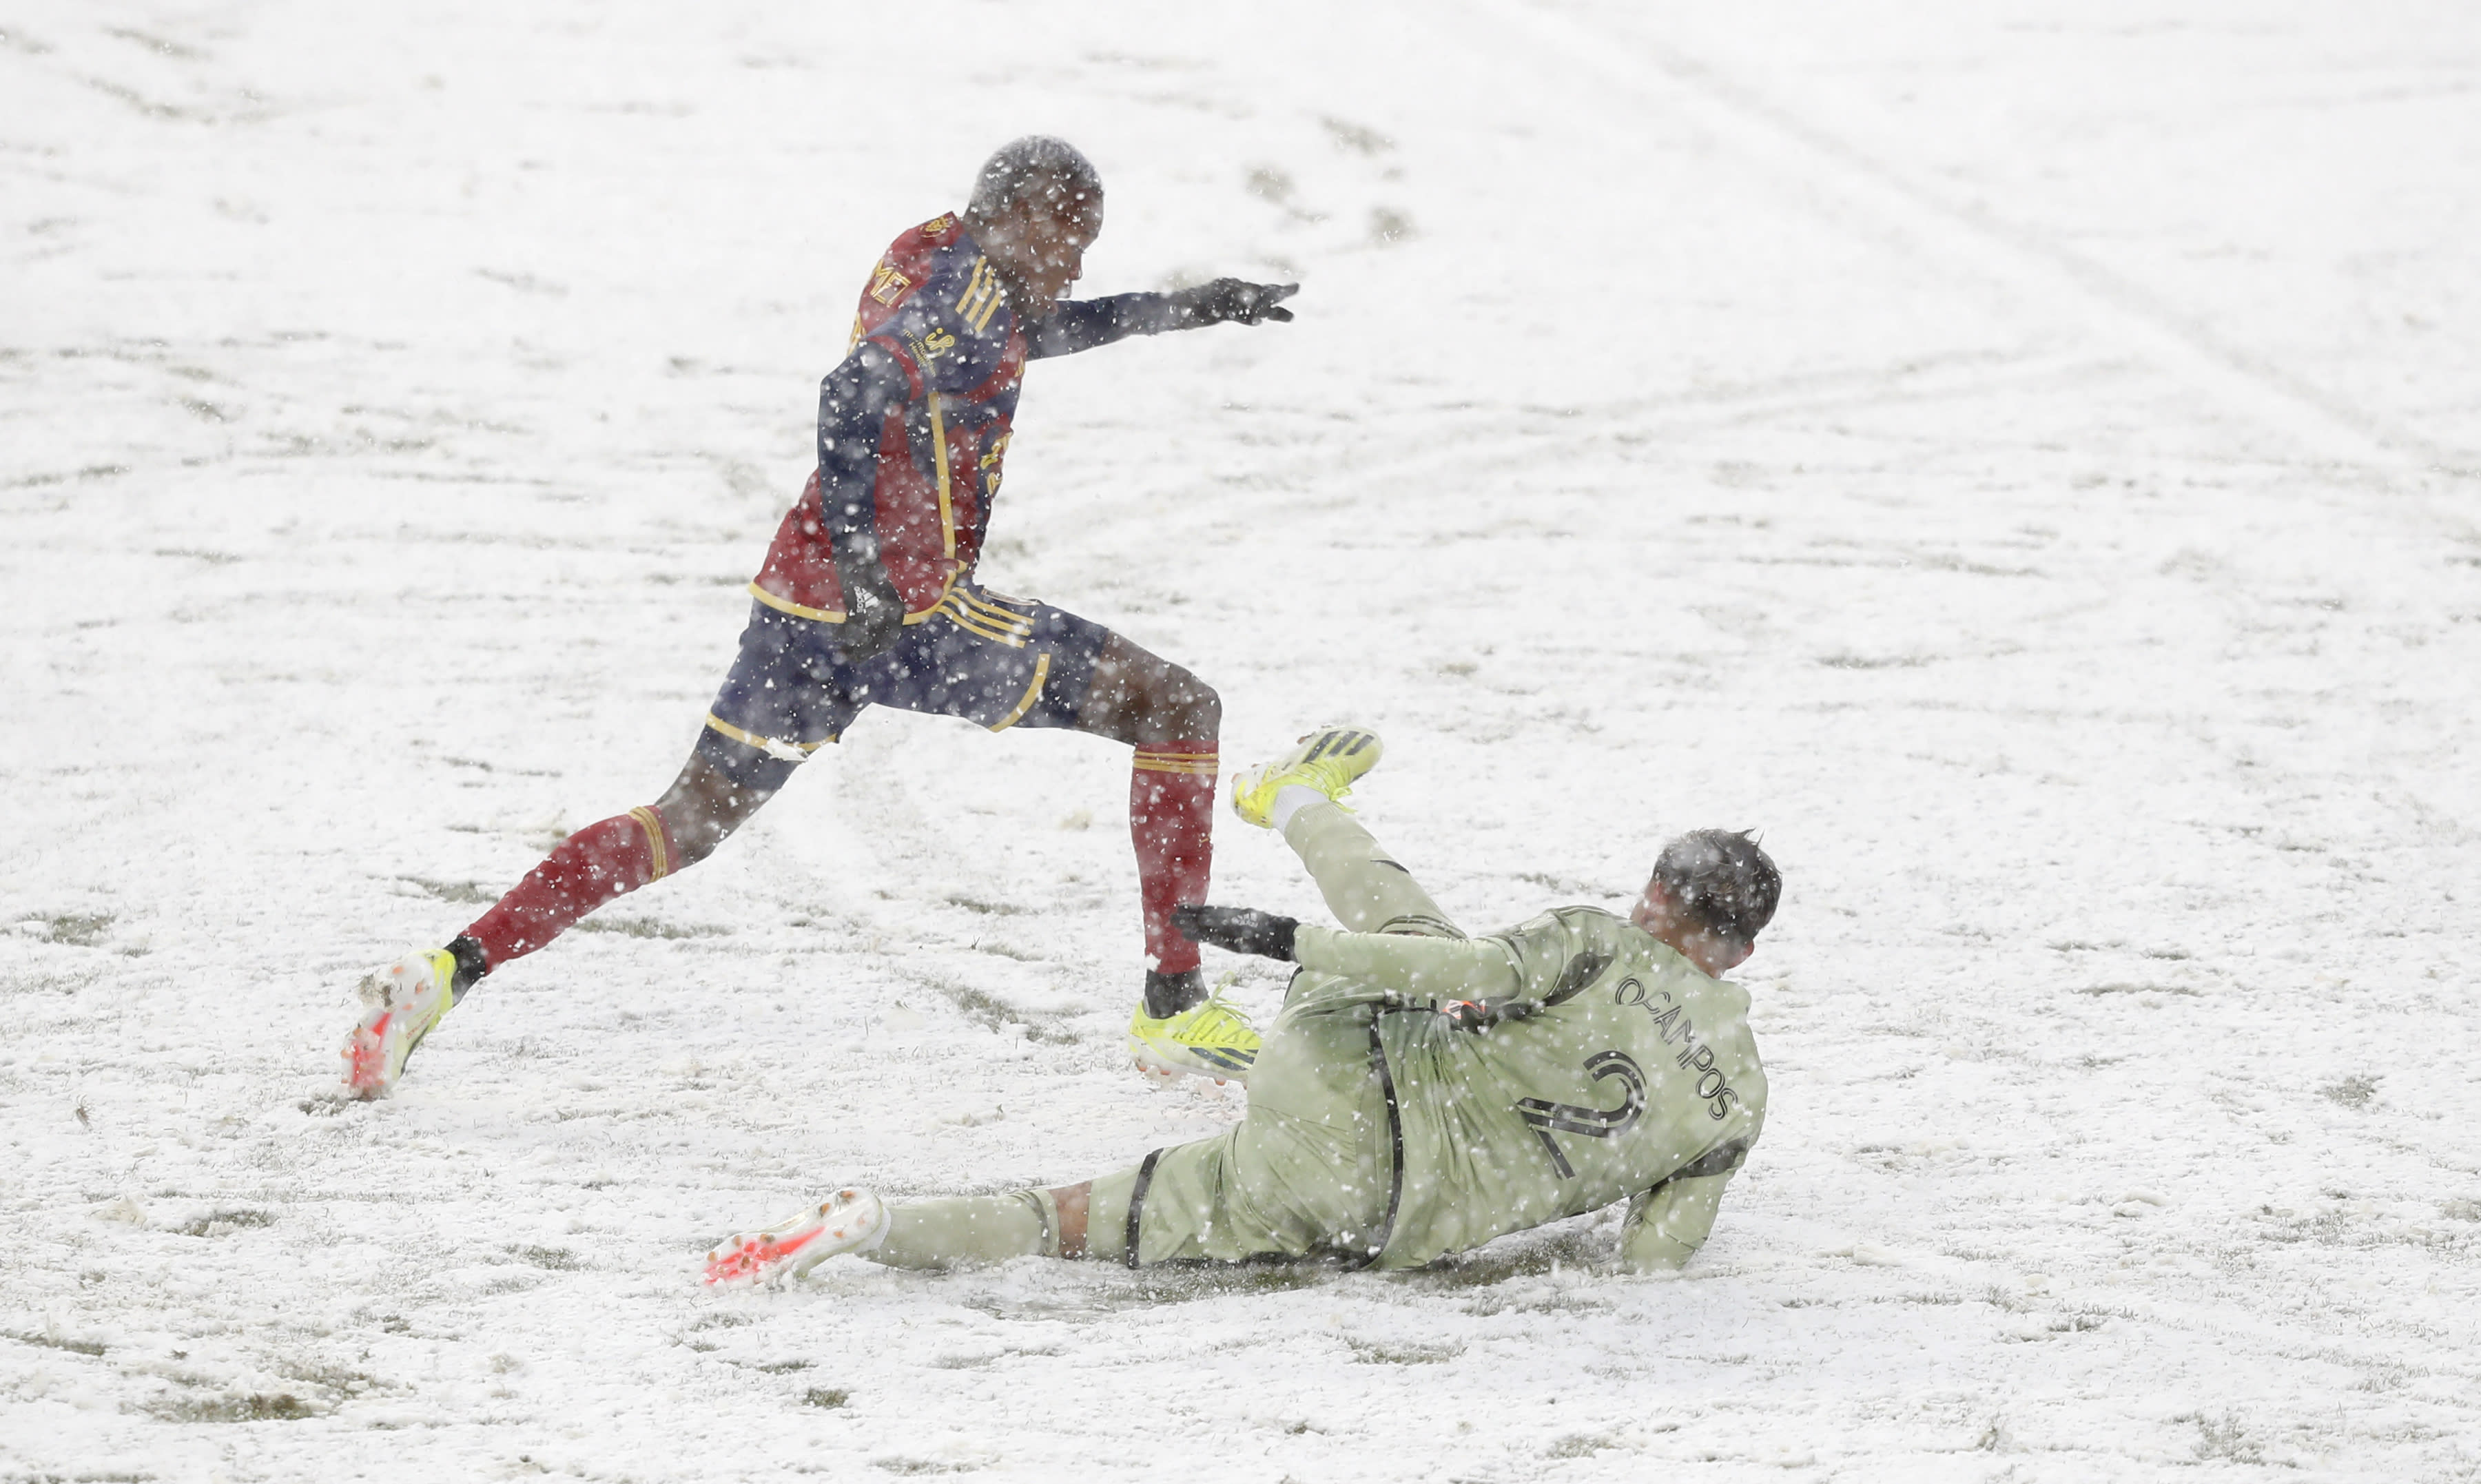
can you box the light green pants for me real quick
[866,801,1459,1270]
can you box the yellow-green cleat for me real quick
[1128,987,1261,1084]
[1228,726,1384,828]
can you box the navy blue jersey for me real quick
[754,216,1183,621]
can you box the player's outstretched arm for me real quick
[1297,924,1523,1002]
[1171,905,1297,959]
[1024,280,1299,360]
[1174,905,1523,1002]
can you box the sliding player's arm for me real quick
[1617,1142,1749,1273]
[1176,905,1629,1016]
[1022,280,1298,360]
[1293,924,1523,1002]
[1173,905,1534,1003]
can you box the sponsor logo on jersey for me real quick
[869,262,913,305]
[978,430,1011,495]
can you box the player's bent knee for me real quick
[1182,677,1222,736]
[1153,670,1219,739]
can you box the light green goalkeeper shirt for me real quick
[1290,906,1767,1271]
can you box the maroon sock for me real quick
[1130,742,1217,976]
[463,806,676,969]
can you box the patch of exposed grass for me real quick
[2320,1075,2378,1109]
[1347,1337,1461,1366]
[174,1208,276,1237]
[28,911,113,947]
[149,1392,315,1423]
[945,894,1031,916]
[402,878,492,904]
[1,1327,107,1357]
[690,1311,754,1330]
[2189,1412,2267,1465]
[1403,1223,1609,1297]
[573,917,730,939]
[2072,982,2199,997]
[927,978,1078,1045]
[274,1357,389,1397]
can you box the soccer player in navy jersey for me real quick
[342,138,1296,1097]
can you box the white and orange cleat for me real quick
[340,948,457,1100]
[702,1188,891,1287]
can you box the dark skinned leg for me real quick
[653,750,778,866]
[448,750,779,996]
[1075,634,1221,745]
[632,637,1202,956]
[1075,635,1222,1016]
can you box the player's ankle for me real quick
[1142,967,1204,1019]
[1268,785,1328,833]
[444,935,490,1001]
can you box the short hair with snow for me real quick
[1652,829,1781,946]
[968,136,1102,218]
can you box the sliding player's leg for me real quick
[1228,727,1453,938]
[341,601,852,1098]
[706,1029,1389,1280]
[1281,798,1463,941]
[702,1179,1089,1283]
[703,994,1390,1285]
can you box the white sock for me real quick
[1269,785,1330,833]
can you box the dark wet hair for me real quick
[1652,829,1780,945]
[968,136,1102,217]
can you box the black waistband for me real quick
[1343,1015,1406,1271]
[1123,1148,1164,1268]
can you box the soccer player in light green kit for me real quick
[704,728,1780,1284]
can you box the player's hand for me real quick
[1170,278,1298,328]
[1172,904,1299,961]
[831,539,904,663]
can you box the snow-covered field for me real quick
[6,1,2479,1478]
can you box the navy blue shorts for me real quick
[696,583,1115,792]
